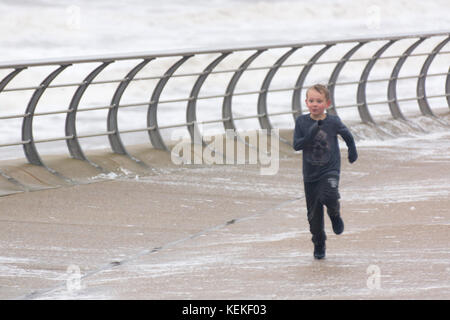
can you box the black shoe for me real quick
[314,243,326,260]
[330,215,344,235]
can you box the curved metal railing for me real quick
[0,31,449,174]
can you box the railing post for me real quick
[387,38,425,120]
[187,52,231,144]
[446,66,450,109]
[356,40,396,124]
[0,67,29,191]
[292,44,334,121]
[108,58,153,161]
[417,36,450,117]
[258,47,299,130]
[147,56,192,151]
[327,42,366,116]
[66,61,112,166]
[22,64,70,166]
[0,68,26,92]
[222,50,265,131]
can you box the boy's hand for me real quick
[348,147,358,163]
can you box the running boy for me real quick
[293,84,357,259]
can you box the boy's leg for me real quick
[321,175,344,235]
[304,181,327,246]
[322,176,340,215]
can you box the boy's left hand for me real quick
[348,147,358,163]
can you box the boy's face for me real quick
[305,89,331,119]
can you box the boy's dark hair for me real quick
[307,84,330,101]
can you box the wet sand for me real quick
[0,128,449,300]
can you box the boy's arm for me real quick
[336,119,358,163]
[293,118,319,151]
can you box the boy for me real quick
[293,84,357,259]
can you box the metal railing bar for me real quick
[0,105,114,120]
[1,78,127,92]
[195,117,231,125]
[76,131,115,139]
[326,71,450,87]
[76,105,114,112]
[34,135,74,144]
[2,71,448,121]
[45,81,92,89]
[2,31,449,69]
[309,50,450,66]
[122,112,297,132]
[80,49,450,81]
[108,77,450,104]
[25,131,116,143]
[265,50,450,70]
[3,68,448,104]
[0,113,30,120]
[392,72,449,80]
[0,66,284,92]
[365,94,447,106]
[118,109,329,133]
[334,103,362,109]
[2,75,449,120]
[120,123,179,133]
[263,110,296,117]
[34,109,74,117]
[333,93,449,110]
[2,89,447,146]
[2,50,449,94]
[2,85,46,92]
[157,123,190,130]
[131,67,269,82]
[119,126,155,134]
[0,140,30,148]
[393,96,424,103]
[0,69,253,92]
[25,132,112,144]
[422,93,450,99]
[20,91,450,143]
[197,94,450,115]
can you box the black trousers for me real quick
[304,175,340,245]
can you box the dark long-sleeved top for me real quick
[293,114,357,182]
